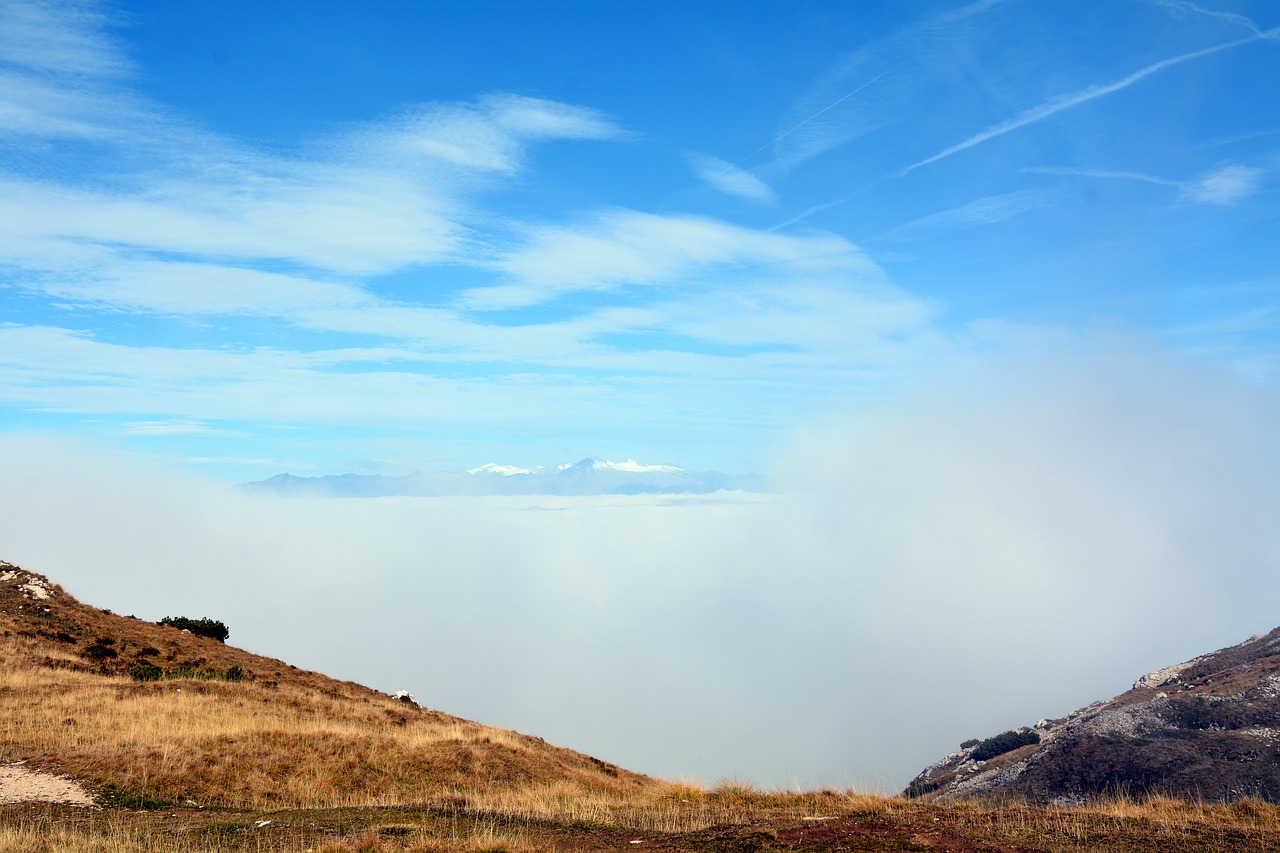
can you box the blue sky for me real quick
[3,0,1277,480]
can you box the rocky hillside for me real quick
[905,628,1280,805]
[0,560,653,809]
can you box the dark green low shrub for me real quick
[130,663,163,682]
[971,728,1041,761]
[128,663,245,682]
[159,616,229,643]
[903,777,941,798]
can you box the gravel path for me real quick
[0,763,95,806]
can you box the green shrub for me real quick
[130,663,163,681]
[159,616,229,643]
[903,777,941,798]
[971,729,1040,761]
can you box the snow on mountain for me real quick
[241,458,761,497]
[591,459,684,473]
[466,463,535,476]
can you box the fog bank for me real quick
[2,352,1277,790]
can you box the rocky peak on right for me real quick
[904,628,1280,805]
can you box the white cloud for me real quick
[346,95,621,175]
[117,420,242,437]
[0,0,132,80]
[1183,163,1264,205]
[486,94,622,141]
[0,11,624,281]
[688,154,775,203]
[0,164,466,276]
[475,210,878,309]
[10,253,374,317]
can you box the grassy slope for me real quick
[0,562,649,810]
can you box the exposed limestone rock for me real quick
[905,627,1280,804]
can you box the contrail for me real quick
[719,72,886,174]
[895,28,1278,178]
[1022,166,1181,188]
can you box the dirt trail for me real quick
[0,763,95,806]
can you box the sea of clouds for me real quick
[2,348,1277,791]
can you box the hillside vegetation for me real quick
[905,628,1280,805]
[0,561,650,811]
[3,560,1280,852]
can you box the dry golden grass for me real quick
[0,570,651,812]
[452,778,903,834]
[0,808,546,853]
[5,792,1277,852]
[0,639,647,810]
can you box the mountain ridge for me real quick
[905,628,1280,805]
[241,457,762,497]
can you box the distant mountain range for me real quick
[240,458,763,497]
[905,628,1280,804]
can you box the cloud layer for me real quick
[3,348,1275,789]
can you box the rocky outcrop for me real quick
[905,628,1280,804]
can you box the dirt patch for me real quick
[0,763,95,806]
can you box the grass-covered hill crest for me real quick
[0,559,649,811]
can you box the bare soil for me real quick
[0,763,94,806]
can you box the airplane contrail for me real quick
[773,25,1278,230]
[896,28,1278,177]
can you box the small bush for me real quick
[159,616,229,643]
[971,728,1041,762]
[960,738,980,749]
[903,777,941,798]
[225,665,244,682]
[130,664,163,682]
[83,639,118,661]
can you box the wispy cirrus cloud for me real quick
[1025,163,1264,206]
[0,0,131,79]
[773,1,1006,170]
[341,94,622,175]
[1183,163,1265,205]
[870,190,1048,243]
[688,155,775,203]
[1150,0,1274,37]
[0,3,626,283]
[117,420,244,437]
[468,210,880,310]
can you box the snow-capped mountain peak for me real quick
[467,463,534,476]
[589,458,684,473]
